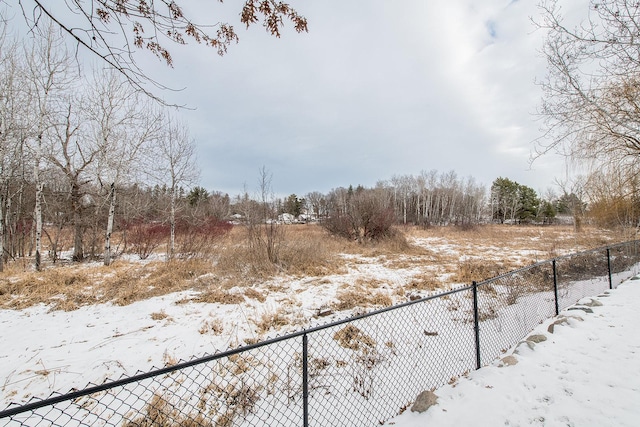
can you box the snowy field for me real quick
[388,276,640,427]
[1,236,638,426]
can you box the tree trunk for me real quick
[34,182,43,270]
[169,186,175,260]
[403,196,407,225]
[104,183,116,266]
[72,184,84,261]
[0,194,4,273]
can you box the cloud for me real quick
[142,0,570,197]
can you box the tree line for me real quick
[0,22,200,271]
[4,2,640,271]
[274,172,636,238]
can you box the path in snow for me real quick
[388,276,640,427]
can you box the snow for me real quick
[1,247,639,426]
[387,276,640,427]
[0,262,412,410]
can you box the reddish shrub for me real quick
[175,217,233,257]
[125,220,170,259]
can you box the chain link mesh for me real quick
[3,336,304,427]
[609,241,640,287]
[306,288,475,426]
[476,262,556,366]
[2,240,639,427]
[556,248,610,310]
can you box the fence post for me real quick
[552,259,559,316]
[302,333,309,427]
[606,248,613,290]
[472,281,481,370]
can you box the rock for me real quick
[514,340,535,355]
[583,299,603,307]
[411,390,439,413]
[499,355,518,367]
[526,334,547,344]
[548,317,569,333]
[548,314,584,333]
[317,308,333,317]
[568,306,593,314]
[631,276,640,281]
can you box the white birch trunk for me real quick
[34,176,43,271]
[169,186,176,260]
[0,194,4,273]
[403,195,407,225]
[104,182,116,266]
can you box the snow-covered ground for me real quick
[388,276,640,427]
[1,238,638,426]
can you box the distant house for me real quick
[230,213,244,224]
[278,213,295,224]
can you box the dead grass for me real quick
[242,287,266,302]
[0,259,213,311]
[183,289,245,305]
[0,223,629,311]
[214,224,346,280]
[0,268,94,311]
[455,259,505,283]
[333,325,377,351]
[344,231,425,259]
[150,310,169,321]
[122,393,212,427]
[405,274,441,292]
[332,286,393,311]
[105,259,213,306]
[408,224,621,258]
[199,318,223,335]
[253,309,289,335]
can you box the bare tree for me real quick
[555,175,587,232]
[86,68,162,265]
[305,191,326,221]
[154,114,198,259]
[323,185,395,243]
[584,166,640,229]
[17,0,308,99]
[45,98,101,262]
[536,0,640,172]
[24,22,76,268]
[240,167,285,266]
[257,166,283,264]
[0,27,28,271]
[391,175,413,225]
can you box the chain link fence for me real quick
[1,240,639,427]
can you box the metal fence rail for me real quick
[1,240,639,427]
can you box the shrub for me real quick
[124,219,170,259]
[323,189,396,243]
[175,216,233,258]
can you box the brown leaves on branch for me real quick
[24,0,307,101]
[63,0,307,67]
[241,0,308,37]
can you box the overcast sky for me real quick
[43,0,592,198]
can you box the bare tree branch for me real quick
[15,0,307,104]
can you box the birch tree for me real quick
[0,28,27,271]
[155,114,198,259]
[86,69,161,265]
[24,23,76,269]
[45,98,96,261]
